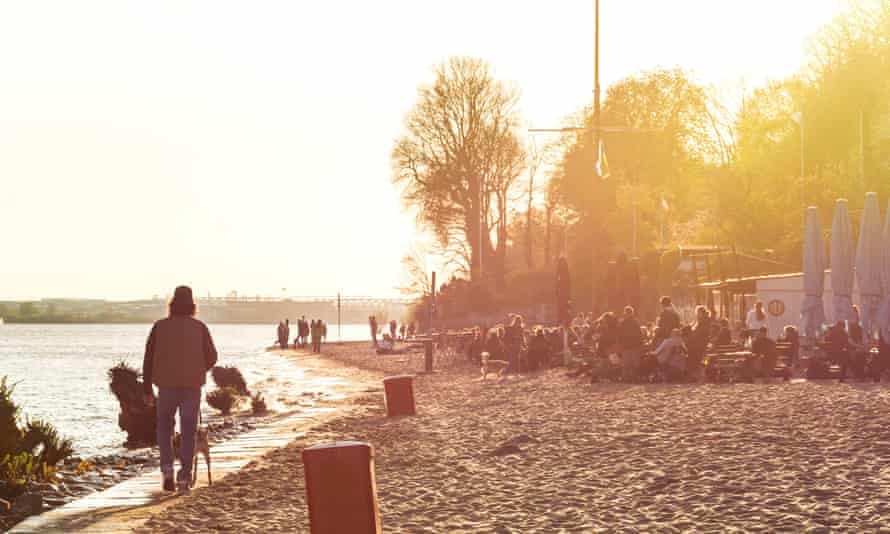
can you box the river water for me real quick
[0,322,370,457]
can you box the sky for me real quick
[0,0,845,301]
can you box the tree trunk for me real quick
[544,203,553,267]
[526,174,535,270]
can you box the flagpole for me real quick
[592,0,600,312]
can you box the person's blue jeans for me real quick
[156,387,201,483]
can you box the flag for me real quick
[595,139,610,179]
[791,111,803,126]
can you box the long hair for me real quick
[168,286,197,317]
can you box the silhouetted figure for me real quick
[713,318,732,346]
[300,316,309,348]
[283,319,290,349]
[504,315,524,373]
[745,301,768,340]
[310,320,322,353]
[618,306,644,381]
[654,297,680,346]
[652,328,687,382]
[826,321,852,380]
[142,286,217,494]
[750,327,777,380]
[277,321,286,349]
[528,327,550,371]
[778,325,799,363]
[369,316,379,347]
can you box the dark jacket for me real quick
[617,317,643,350]
[142,316,218,393]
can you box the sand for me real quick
[136,342,890,533]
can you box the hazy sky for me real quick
[0,0,843,300]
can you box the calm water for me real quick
[0,323,370,457]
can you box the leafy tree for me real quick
[392,57,526,289]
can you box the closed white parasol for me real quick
[855,192,883,340]
[831,199,856,324]
[801,206,826,340]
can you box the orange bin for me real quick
[383,375,416,416]
[302,441,381,534]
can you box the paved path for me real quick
[10,408,335,533]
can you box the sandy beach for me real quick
[133,342,890,533]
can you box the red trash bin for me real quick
[302,441,381,534]
[382,375,416,416]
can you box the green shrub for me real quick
[21,419,74,467]
[0,452,37,501]
[107,361,157,445]
[206,387,239,415]
[211,366,249,396]
[0,377,23,458]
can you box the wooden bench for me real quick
[703,348,752,382]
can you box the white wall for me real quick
[755,272,859,338]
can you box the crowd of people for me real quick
[368,315,416,351]
[276,316,327,353]
[438,295,890,384]
[567,296,890,383]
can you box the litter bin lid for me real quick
[383,374,415,383]
[305,441,371,451]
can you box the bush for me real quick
[107,362,157,446]
[0,377,23,458]
[0,452,37,501]
[206,387,240,415]
[21,419,74,467]
[211,366,249,396]
[250,392,268,415]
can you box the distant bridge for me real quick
[196,295,415,306]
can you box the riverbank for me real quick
[6,348,381,533]
[135,341,890,532]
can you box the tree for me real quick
[399,243,434,298]
[392,57,526,289]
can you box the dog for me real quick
[481,351,509,380]
[172,425,212,488]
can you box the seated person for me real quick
[712,319,733,346]
[825,321,852,379]
[872,333,890,382]
[750,327,777,379]
[777,325,800,364]
[376,333,405,355]
[652,328,687,382]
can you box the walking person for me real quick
[276,320,285,349]
[369,316,379,347]
[299,316,308,348]
[142,286,218,494]
[310,320,321,353]
[283,319,290,350]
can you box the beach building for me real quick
[695,271,855,339]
